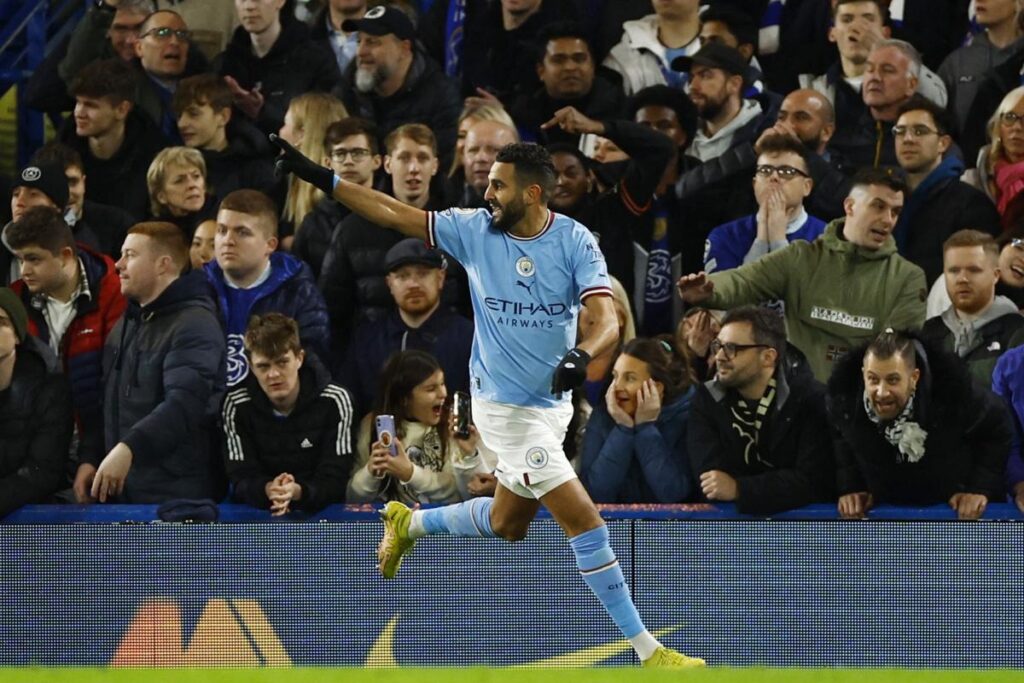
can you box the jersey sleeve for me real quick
[573,226,613,303]
[426,208,490,265]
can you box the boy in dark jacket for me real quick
[6,207,126,479]
[0,288,73,518]
[223,313,354,514]
[88,222,225,503]
[690,305,835,514]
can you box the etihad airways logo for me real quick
[111,599,687,667]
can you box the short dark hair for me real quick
[545,142,591,169]
[620,336,694,404]
[244,312,302,359]
[495,143,557,200]
[699,6,758,48]
[628,85,699,148]
[865,328,916,369]
[324,117,380,156]
[535,21,592,64]
[896,95,954,137]
[5,206,75,256]
[833,0,888,21]
[71,58,136,105]
[755,133,811,170]
[850,167,906,196]
[173,73,234,117]
[31,142,84,173]
[219,189,279,237]
[719,305,787,362]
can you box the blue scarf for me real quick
[893,154,964,251]
[444,0,467,79]
[759,0,786,55]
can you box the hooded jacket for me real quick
[706,220,928,382]
[292,197,351,281]
[689,359,835,514]
[222,355,354,511]
[200,117,278,203]
[216,17,341,135]
[580,387,696,504]
[603,13,695,97]
[939,31,1024,135]
[0,343,73,518]
[102,270,226,502]
[205,251,330,386]
[922,295,1024,386]
[11,244,126,463]
[827,334,1010,503]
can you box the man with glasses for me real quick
[678,168,927,383]
[131,10,202,141]
[294,117,382,280]
[704,135,825,274]
[891,97,1000,286]
[689,305,834,514]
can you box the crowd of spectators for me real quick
[5,0,1024,521]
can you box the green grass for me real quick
[4,669,1024,683]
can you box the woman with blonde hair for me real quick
[278,92,348,245]
[146,146,217,239]
[971,86,1024,225]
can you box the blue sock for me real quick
[570,525,645,639]
[418,497,496,537]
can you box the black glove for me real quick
[551,348,591,395]
[269,133,336,195]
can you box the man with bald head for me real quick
[449,119,520,208]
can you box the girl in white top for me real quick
[347,350,493,505]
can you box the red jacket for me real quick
[11,244,126,462]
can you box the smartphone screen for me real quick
[375,414,398,456]
[453,392,471,439]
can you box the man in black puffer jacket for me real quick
[827,328,1010,520]
[0,289,73,518]
[87,222,225,504]
[223,313,354,514]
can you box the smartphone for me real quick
[376,414,398,455]
[453,391,472,439]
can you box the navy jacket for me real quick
[103,270,226,503]
[580,387,696,504]
[205,251,331,385]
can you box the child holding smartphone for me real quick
[346,350,493,504]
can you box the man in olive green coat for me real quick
[678,168,926,382]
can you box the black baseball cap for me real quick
[342,5,416,41]
[671,42,749,80]
[385,238,447,272]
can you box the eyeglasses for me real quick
[1001,112,1024,127]
[709,339,770,360]
[1012,238,1024,250]
[140,27,192,42]
[891,124,940,138]
[754,164,809,180]
[330,148,373,162]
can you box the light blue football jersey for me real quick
[427,208,612,408]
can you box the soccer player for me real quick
[272,135,705,668]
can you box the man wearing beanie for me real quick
[0,287,74,518]
[2,162,71,286]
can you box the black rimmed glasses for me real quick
[710,340,769,360]
[754,164,809,180]
[329,148,373,162]
[140,27,192,42]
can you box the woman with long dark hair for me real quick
[346,350,490,504]
[579,336,696,503]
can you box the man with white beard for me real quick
[333,6,461,169]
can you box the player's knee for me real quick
[492,518,529,543]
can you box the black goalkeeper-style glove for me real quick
[269,133,336,195]
[551,348,591,395]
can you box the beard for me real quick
[491,197,526,232]
[355,63,389,93]
[697,94,726,122]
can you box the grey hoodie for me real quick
[940,295,1021,357]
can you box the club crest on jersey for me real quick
[516,257,535,278]
[525,447,548,469]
